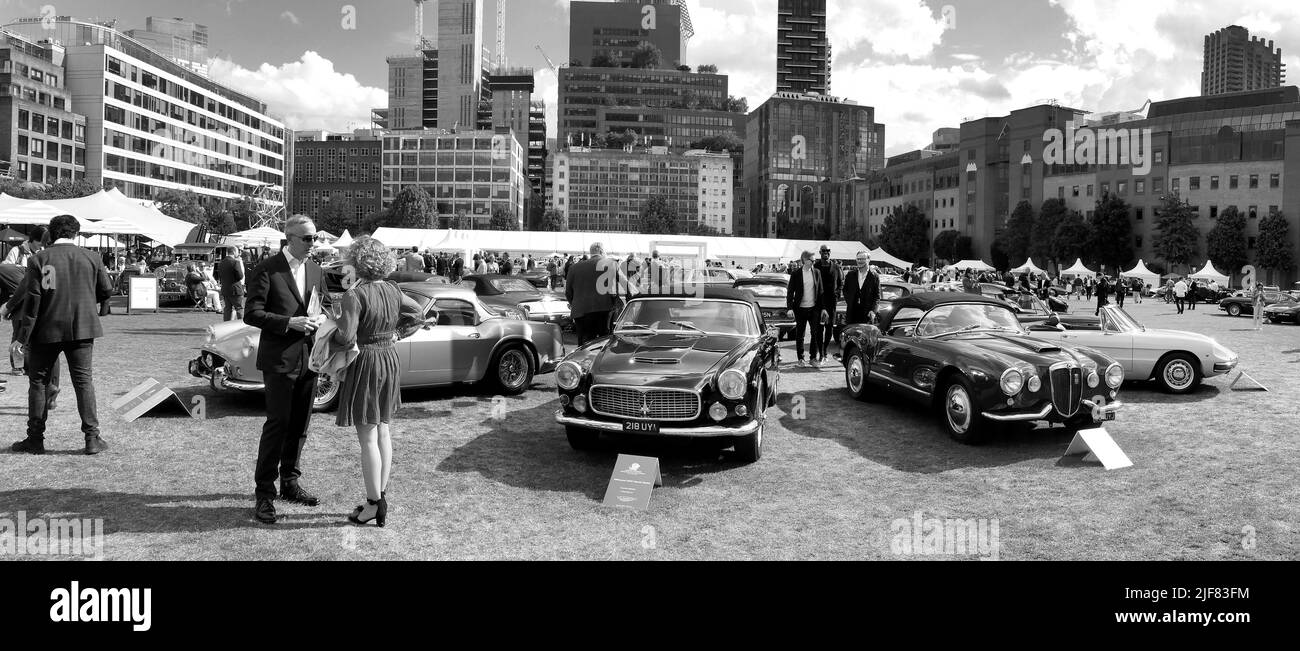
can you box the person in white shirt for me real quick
[3,227,45,266]
[1173,279,1189,314]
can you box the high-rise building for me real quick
[380,0,490,131]
[291,131,382,227]
[569,0,689,68]
[488,67,543,194]
[744,92,884,238]
[1202,25,1285,96]
[0,31,87,185]
[777,0,831,95]
[553,147,733,234]
[558,66,742,150]
[528,98,547,194]
[4,17,286,208]
[381,129,527,230]
[125,16,209,77]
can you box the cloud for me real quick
[206,51,387,133]
[280,11,301,26]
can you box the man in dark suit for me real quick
[1094,273,1110,316]
[244,215,329,524]
[814,245,844,365]
[566,242,620,345]
[450,253,465,283]
[786,251,828,368]
[9,215,114,455]
[842,251,881,327]
[216,246,245,322]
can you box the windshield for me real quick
[616,298,759,336]
[1102,307,1142,332]
[881,285,909,301]
[739,283,787,299]
[915,303,1026,338]
[491,278,539,294]
[1010,293,1048,315]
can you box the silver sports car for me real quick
[189,283,566,411]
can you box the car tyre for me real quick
[938,376,988,444]
[734,376,766,463]
[844,346,874,402]
[565,426,598,451]
[313,373,341,413]
[1154,352,1202,395]
[1227,304,1242,317]
[489,344,534,395]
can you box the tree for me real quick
[40,179,100,200]
[693,223,719,236]
[630,43,662,69]
[723,96,749,113]
[1257,211,1294,284]
[777,219,829,240]
[999,200,1036,265]
[1051,210,1092,267]
[1151,194,1199,274]
[389,186,434,229]
[154,188,206,224]
[205,205,237,236]
[676,65,691,72]
[933,229,960,263]
[1205,206,1249,283]
[1088,192,1134,273]
[540,209,567,232]
[619,128,639,149]
[697,64,718,74]
[226,196,261,232]
[639,196,680,234]
[878,205,929,263]
[591,53,619,68]
[360,209,390,235]
[313,197,355,236]
[690,132,744,154]
[1032,198,1069,268]
[954,235,974,261]
[489,206,521,231]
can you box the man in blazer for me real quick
[814,245,844,365]
[9,215,114,455]
[843,251,881,327]
[216,246,245,322]
[566,242,620,345]
[244,215,329,524]
[786,251,827,367]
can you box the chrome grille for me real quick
[590,385,701,421]
[1049,363,1083,417]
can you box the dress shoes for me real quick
[254,498,277,524]
[84,436,108,455]
[11,437,45,455]
[280,484,320,507]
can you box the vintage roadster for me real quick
[190,283,565,411]
[553,288,780,463]
[840,293,1124,444]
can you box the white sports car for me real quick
[1026,305,1238,394]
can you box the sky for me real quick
[4,0,1300,156]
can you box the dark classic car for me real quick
[735,277,795,339]
[190,284,565,411]
[1158,284,1229,304]
[1219,290,1293,316]
[553,288,780,463]
[458,274,572,327]
[839,293,1124,444]
[1263,296,1300,323]
[323,260,447,298]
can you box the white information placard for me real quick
[127,275,158,313]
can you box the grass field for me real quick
[1,295,1296,560]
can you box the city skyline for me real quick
[3,1,1298,157]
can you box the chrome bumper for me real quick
[1214,359,1238,373]
[982,400,1123,422]
[189,358,265,393]
[554,410,759,438]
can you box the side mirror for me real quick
[422,313,439,330]
[1046,313,1061,328]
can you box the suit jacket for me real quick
[786,266,826,311]
[451,257,464,279]
[565,255,618,318]
[815,259,843,303]
[842,267,881,324]
[216,257,245,295]
[13,243,114,345]
[244,252,328,374]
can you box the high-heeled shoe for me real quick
[347,499,381,526]
[376,496,387,527]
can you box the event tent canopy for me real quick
[224,226,285,248]
[1189,261,1230,284]
[1060,259,1097,277]
[1010,259,1047,275]
[868,247,913,270]
[1122,260,1160,286]
[334,230,354,248]
[945,259,996,272]
[0,190,194,246]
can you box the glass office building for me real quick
[381,129,527,230]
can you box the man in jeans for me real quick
[786,251,827,368]
[814,245,843,365]
[9,214,114,455]
[1173,278,1188,314]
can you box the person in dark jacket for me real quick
[814,245,843,364]
[217,246,246,321]
[1094,273,1110,316]
[786,251,828,368]
[565,242,621,345]
[842,251,880,326]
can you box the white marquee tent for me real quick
[945,259,996,272]
[1122,260,1160,287]
[1189,261,1230,285]
[334,230,354,248]
[1010,258,1047,275]
[224,226,285,248]
[1060,259,1097,277]
[0,190,195,246]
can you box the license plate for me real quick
[623,421,660,434]
[1104,412,1116,422]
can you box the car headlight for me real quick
[556,361,582,390]
[999,368,1023,395]
[204,327,216,345]
[718,369,747,400]
[241,336,255,359]
[1026,375,1042,393]
[1087,371,1100,388]
[1105,363,1124,388]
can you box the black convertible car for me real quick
[553,288,780,463]
[458,274,573,327]
[839,293,1124,444]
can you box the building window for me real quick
[1058,186,1065,199]
[1172,178,1180,193]
[1249,205,1258,219]
[1118,181,1127,195]
[1135,208,1144,221]
[1086,184,1094,197]
[1153,177,1164,193]
[1209,205,1218,219]
[1249,174,1259,189]
[1101,183,1110,195]
[1153,149,1163,164]
[1189,176,1200,190]
[1270,173,1280,189]
[1229,175,1238,189]
[1135,236,1143,249]
[1072,185,1079,197]
[1248,237,1256,249]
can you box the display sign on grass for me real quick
[602,454,663,511]
[111,378,200,423]
[1064,427,1132,470]
[127,276,158,314]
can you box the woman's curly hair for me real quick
[348,236,396,281]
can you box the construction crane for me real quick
[414,0,432,51]
[496,0,507,69]
[535,44,558,73]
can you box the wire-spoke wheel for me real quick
[490,345,534,395]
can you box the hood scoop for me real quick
[985,333,1062,354]
[632,357,682,365]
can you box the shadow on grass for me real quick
[116,329,211,337]
[435,399,746,500]
[0,488,347,533]
[775,388,1078,473]
[1117,382,1223,405]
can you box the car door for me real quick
[398,298,456,386]
[1054,315,1134,372]
[435,298,495,382]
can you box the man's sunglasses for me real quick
[292,234,319,242]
